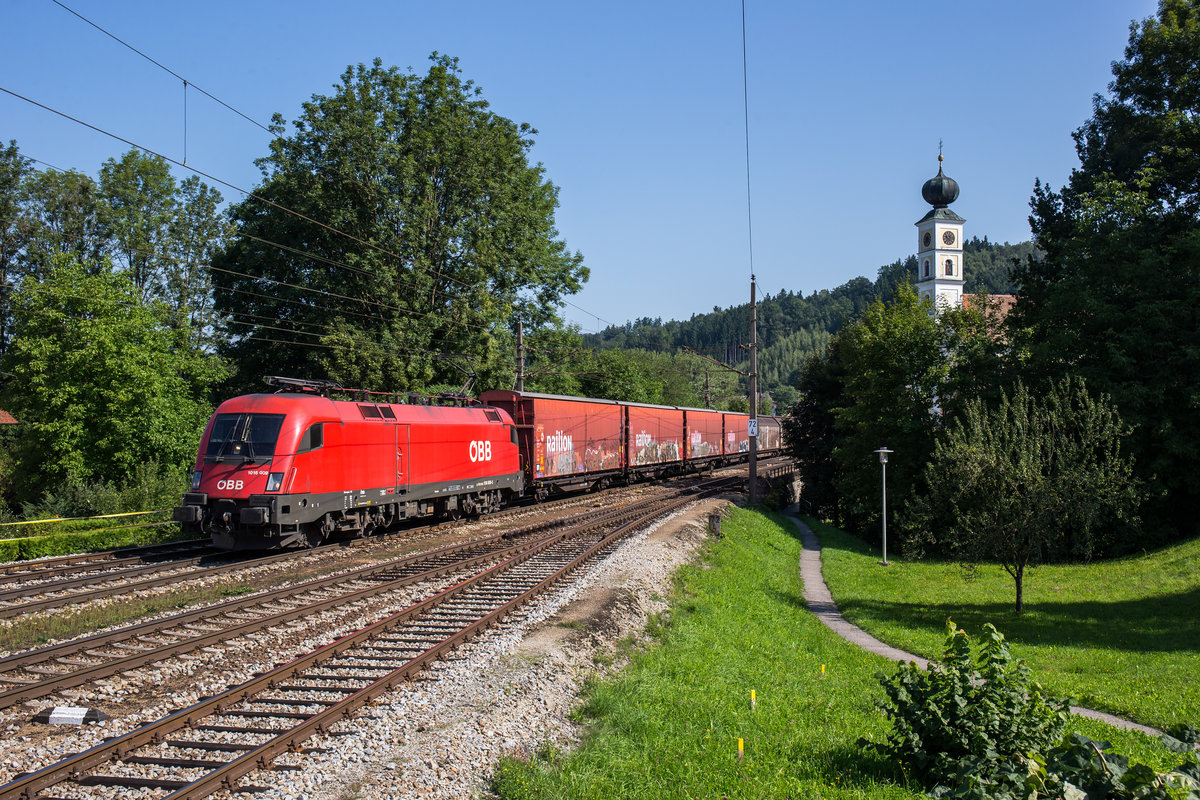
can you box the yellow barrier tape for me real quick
[0,510,170,527]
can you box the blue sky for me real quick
[2,0,1158,332]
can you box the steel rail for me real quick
[0,486,712,800]
[0,548,315,620]
[0,485,700,709]
[0,473,640,610]
[0,539,211,583]
[172,494,697,800]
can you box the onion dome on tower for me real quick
[921,154,960,208]
[914,151,965,312]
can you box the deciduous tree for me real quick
[909,378,1140,613]
[212,54,586,393]
[0,256,220,496]
[830,283,946,538]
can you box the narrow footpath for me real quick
[786,512,1164,740]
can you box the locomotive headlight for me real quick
[190,470,203,490]
[265,472,284,492]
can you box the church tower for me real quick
[915,153,965,312]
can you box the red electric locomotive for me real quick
[174,377,523,550]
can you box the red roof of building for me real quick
[0,410,17,425]
[964,293,1016,320]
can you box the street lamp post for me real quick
[873,447,893,566]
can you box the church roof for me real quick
[964,293,1016,321]
[916,206,966,224]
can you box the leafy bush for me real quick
[13,524,185,559]
[952,734,1200,800]
[867,621,1071,789]
[19,462,185,521]
[1164,724,1200,753]
[870,622,1200,799]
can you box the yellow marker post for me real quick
[821,664,826,676]
[737,738,744,763]
[750,689,756,710]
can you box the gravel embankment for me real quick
[235,498,729,800]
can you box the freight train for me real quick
[174,377,783,550]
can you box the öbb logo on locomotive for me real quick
[172,379,783,551]
[468,440,492,463]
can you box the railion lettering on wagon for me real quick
[545,430,573,454]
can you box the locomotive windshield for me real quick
[205,413,286,462]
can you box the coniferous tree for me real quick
[1013,0,1200,540]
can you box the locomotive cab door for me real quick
[395,424,409,493]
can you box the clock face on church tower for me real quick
[942,230,956,246]
[922,232,932,249]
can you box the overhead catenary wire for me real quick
[21,222,500,336]
[0,86,502,303]
[6,92,618,333]
[9,291,443,359]
[49,0,275,137]
[741,0,755,282]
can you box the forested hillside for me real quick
[585,236,1033,407]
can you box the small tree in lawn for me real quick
[912,377,1139,613]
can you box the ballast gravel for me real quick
[225,498,730,800]
[0,495,729,798]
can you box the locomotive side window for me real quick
[358,404,383,419]
[510,425,518,445]
[379,406,396,419]
[298,423,324,452]
[205,413,286,461]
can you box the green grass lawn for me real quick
[808,516,1200,732]
[491,509,1188,799]
[494,508,926,799]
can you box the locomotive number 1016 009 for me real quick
[468,440,493,463]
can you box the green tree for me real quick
[165,176,229,350]
[938,296,1012,421]
[577,348,664,404]
[1014,0,1200,541]
[213,54,587,394]
[0,256,219,495]
[783,343,846,522]
[0,141,32,365]
[909,378,1140,613]
[98,150,176,303]
[19,167,107,276]
[520,325,584,396]
[830,283,946,539]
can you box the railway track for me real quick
[0,474,742,710]
[0,478,651,621]
[0,539,212,586]
[0,547,307,620]
[0,500,629,711]
[0,480,723,799]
